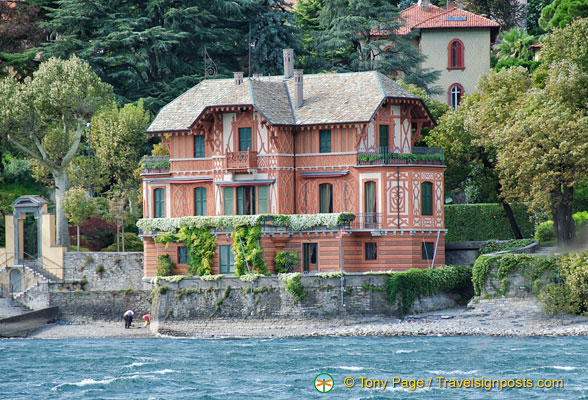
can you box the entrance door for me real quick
[219,245,235,274]
[10,269,22,294]
[303,243,318,273]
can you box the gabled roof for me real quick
[398,4,500,35]
[146,71,429,133]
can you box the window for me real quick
[319,183,333,213]
[258,186,268,214]
[237,186,256,215]
[449,84,463,109]
[194,187,207,216]
[154,188,164,218]
[421,181,433,216]
[422,242,434,260]
[238,127,252,151]
[448,39,464,69]
[178,246,189,264]
[365,242,377,260]
[379,125,389,150]
[219,245,235,274]
[319,129,331,153]
[194,135,205,158]
[223,187,234,215]
[364,181,377,226]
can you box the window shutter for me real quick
[154,188,164,218]
[258,186,268,214]
[237,186,244,215]
[319,129,331,153]
[379,125,389,150]
[238,127,252,151]
[421,182,433,216]
[195,187,207,216]
[194,135,205,158]
[224,187,234,215]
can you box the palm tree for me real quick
[496,28,536,61]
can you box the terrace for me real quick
[357,147,444,166]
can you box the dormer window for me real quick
[448,39,465,70]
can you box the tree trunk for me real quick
[500,199,523,239]
[77,225,80,252]
[553,186,575,246]
[54,170,71,248]
[122,225,125,252]
[116,227,120,252]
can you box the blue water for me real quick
[1,336,587,399]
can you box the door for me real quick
[303,243,318,273]
[10,269,22,294]
[219,245,235,274]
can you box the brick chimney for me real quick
[294,69,303,108]
[283,49,294,80]
[234,72,243,86]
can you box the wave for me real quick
[52,377,116,390]
[337,366,364,371]
[552,366,577,371]
[395,349,416,354]
[427,370,478,375]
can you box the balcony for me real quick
[357,147,444,166]
[225,150,257,171]
[141,156,170,175]
[349,213,382,230]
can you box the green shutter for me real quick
[319,129,331,153]
[421,182,433,216]
[422,242,434,260]
[237,186,244,215]
[379,125,389,150]
[194,135,205,158]
[154,188,164,218]
[220,245,236,274]
[224,187,234,215]
[258,186,268,214]
[239,127,252,151]
[195,187,207,216]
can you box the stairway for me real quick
[534,246,558,256]
[0,298,32,319]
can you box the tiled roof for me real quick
[398,4,447,35]
[146,71,425,133]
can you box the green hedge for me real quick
[445,203,535,242]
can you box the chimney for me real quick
[457,0,463,9]
[234,72,243,86]
[294,69,303,108]
[283,49,294,80]
[423,0,430,10]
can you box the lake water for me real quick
[1,336,587,399]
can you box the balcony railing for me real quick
[141,156,170,174]
[357,147,444,166]
[349,213,382,230]
[226,150,257,170]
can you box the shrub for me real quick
[534,211,588,242]
[101,232,143,252]
[559,251,588,315]
[274,250,299,274]
[386,265,472,317]
[444,203,534,242]
[479,239,536,255]
[538,284,572,315]
[1,157,33,184]
[95,264,105,278]
[70,217,116,251]
[279,273,307,301]
[156,254,175,277]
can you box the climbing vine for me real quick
[156,227,216,276]
[279,273,307,301]
[231,225,267,276]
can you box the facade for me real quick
[398,1,500,107]
[140,51,446,276]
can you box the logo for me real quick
[314,373,334,393]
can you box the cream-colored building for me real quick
[398,1,500,107]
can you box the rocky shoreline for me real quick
[27,298,588,339]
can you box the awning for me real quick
[300,171,349,178]
[214,179,276,187]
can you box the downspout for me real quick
[293,130,297,213]
[396,166,400,229]
[431,230,440,268]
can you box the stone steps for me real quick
[0,298,32,319]
[534,246,558,255]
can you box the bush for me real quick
[538,284,572,315]
[534,211,588,242]
[69,217,116,251]
[101,233,143,252]
[386,265,472,317]
[1,157,34,184]
[479,239,536,255]
[444,203,534,242]
[156,254,175,277]
[559,251,588,315]
[274,250,299,274]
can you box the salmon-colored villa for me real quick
[139,50,446,276]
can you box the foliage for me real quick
[527,0,553,34]
[317,271,345,278]
[232,225,267,276]
[274,250,300,274]
[557,251,588,314]
[399,82,450,143]
[239,273,264,282]
[156,227,216,276]
[1,155,34,184]
[279,272,307,301]
[69,217,116,251]
[95,263,105,278]
[540,0,588,30]
[200,274,224,281]
[479,239,537,255]
[538,284,572,315]
[444,203,535,242]
[386,265,472,317]
[541,18,588,74]
[466,0,527,30]
[63,187,98,227]
[471,254,559,296]
[156,254,176,277]
[101,233,143,252]
[534,211,588,242]
[494,28,538,72]
[0,56,113,246]
[357,152,444,163]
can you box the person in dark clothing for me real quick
[123,309,134,329]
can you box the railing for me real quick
[349,213,382,230]
[141,155,170,174]
[357,147,444,166]
[225,150,257,170]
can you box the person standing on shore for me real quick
[123,310,134,329]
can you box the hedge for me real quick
[445,203,535,242]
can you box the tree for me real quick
[87,100,150,188]
[106,188,141,252]
[539,0,588,30]
[527,0,552,34]
[493,28,539,72]
[0,56,113,246]
[466,0,527,30]
[315,0,439,92]
[540,18,588,73]
[63,186,98,251]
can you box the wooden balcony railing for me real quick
[225,150,257,170]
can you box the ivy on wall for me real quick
[231,225,267,276]
[156,227,216,276]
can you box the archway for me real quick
[9,269,22,294]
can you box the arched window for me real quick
[449,84,463,109]
[319,183,333,213]
[421,181,433,216]
[448,39,464,70]
[194,187,207,216]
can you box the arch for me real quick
[448,39,465,70]
[448,83,464,109]
[421,181,433,216]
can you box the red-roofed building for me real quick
[398,1,500,108]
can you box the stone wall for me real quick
[63,252,146,291]
[445,241,486,266]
